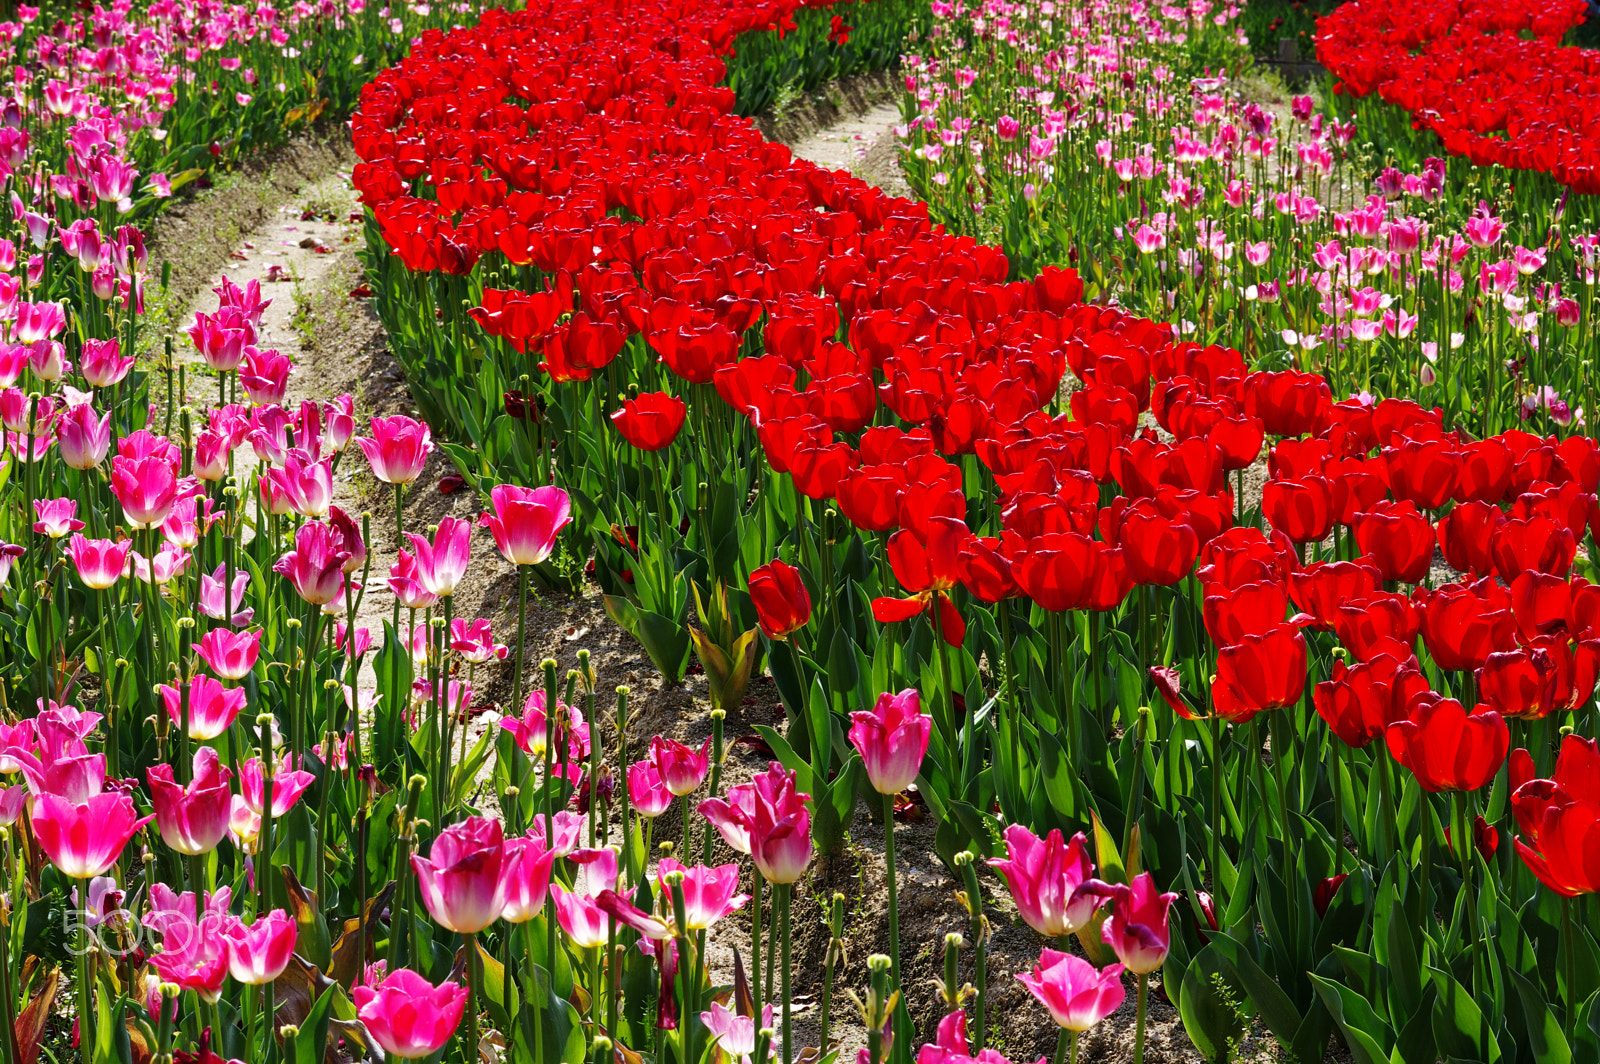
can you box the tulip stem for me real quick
[779,882,794,1064]
[1132,973,1149,1064]
[1563,896,1578,1047]
[881,790,908,1061]
[464,931,480,1062]
[1209,713,1224,906]
[75,922,93,1064]
[512,565,530,736]
[1452,791,1482,996]
[1050,1029,1069,1064]
[751,870,764,1013]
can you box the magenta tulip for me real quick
[649,735,711,797]
[356,415,434,485]
[1100,872,1178,975]
[30,790,153,878]
[195,628,263,681]
[499,837,557,924]
[109,453,179,528]
[411,814,508,934]
[157,674,247,741]
[480,483,572,566]
[628,759,674,818]
[551,884,614,948]
[223,909,297,984]
[656,858,749,929]
[57,403,110,470]
[405,515,473,598]
[849,688,932,795]
[146,747,233,856]
[65,534,132,590]
[32,497,83,538]
[1016,949,1126,1031]
[988,825,1106,938]
[237,754,316,817]
[700,762,812,883]
[274,519,350,605]
[353,968,467,1060]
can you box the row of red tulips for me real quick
[1315,0,1600,193]
[345,0,1600,1061]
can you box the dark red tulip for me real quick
[1435,500,1505,577]
[1211,623,1308,723]
[1415,579,1517,672]
[748,560,812,640]
[610,392,687,452]
[1287,561,1383,630]
[1263,474,1337,544]
[1150,665,1204,720]
[957,534,1022,603]
[1352,500,1434,584]
[1313,874,1348,918]
[1385,694,1508,793]
[1313,652,1430,748]
[1490,516,1576,579]
[1119,507,1200,587]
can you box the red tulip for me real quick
[1203,581,1288,644]
[1287,561,1382,630]
[1313,652,1430,748]
[871,518,970,646]
[1385,694,1508,793]
[1312,873,1348,917]
[1383,436,1458,511]
[1332,591,1419,661]
[749,559,812,640]
[1352,501,1434,584]
[1478,635,1600,720]
[1491,516,1576,578]
[1211,623,1308,723]
[1118,506,1200,587]
[1435,500,1505,576]
[1415,579,1516,672]
[611,391,687,451]
[1014,532,1098,612]
[1263,474,1337,544]
[1509,736,1600,896]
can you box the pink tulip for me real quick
[450,618,507,664]
[551,884,614,947]
[223,909,297,984]
[499,837,557,924]
[0,541,22,586]
[150,920,229,1002]
[161,495,220,550]
[353,968,467,1060]
[65,534,132,589]
[628,760,675,818]
[30,790,153,878]
[596,889,675,940]
[404,515,472,598]
[656,858,748,930]
[356,414,434,485]
[240,346,293,406]
[215,276,272,328]
[195,628,262,681]
[274,519,350,605]
[157,675,247,741]
[700,761,811,883]
[198,564,254,626]
[479,483,572,566]
[147,747,233,856]
[849,688,931,795]
[193,429,231,481]
[388,549,438,609]
[237,754,316,817]
[0,785,26,826]
[57,403,110,469]
[32,497,83,538]
[80,338,132,388]
[702,1001,774,1064]
[186,306,253,373]
[267,450,334,518]
[329,505,367,573]
[110,453,178,528]
[126,546,191,585]
[649,735,711,797]
[988,825,1106,938]
[568,846,620,895]
[1016,949,1126,1031]
[1100,872,1178,975]
[412,814,507,934]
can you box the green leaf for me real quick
[1311,974,1393,1064]
[1210,932,1304,1048]
[1430,967,1502,1064]
[289,986,336,1064]
[1179,946,1247,1064]
[1509,968,1572,1064]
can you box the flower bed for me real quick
[1316,0,1600,193]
